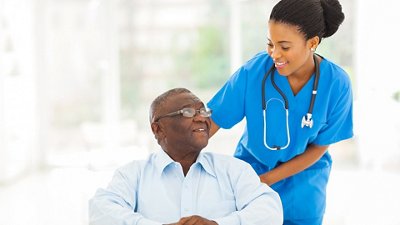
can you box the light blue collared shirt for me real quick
[89,150,283,225]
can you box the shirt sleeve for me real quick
[213,161,283,225]
[89,165,162,225]
[207,66,247,129]
[313,76,354,146]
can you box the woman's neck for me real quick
[287,55,319,95]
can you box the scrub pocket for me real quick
[289,165,331,219]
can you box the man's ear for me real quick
[151,122,164,140]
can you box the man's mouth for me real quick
[193,128,207,132]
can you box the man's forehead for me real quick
[169,92,202,105]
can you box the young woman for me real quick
[207,0,353,224]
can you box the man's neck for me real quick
[179,159,197,176]
[166,151,200,176]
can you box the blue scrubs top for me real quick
[207,51,353,220]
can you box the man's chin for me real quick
[196,140,209,151]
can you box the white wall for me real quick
[355,0,400,168]
[0,0,37,181]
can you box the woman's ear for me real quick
[308,36,320,51]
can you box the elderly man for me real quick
[89,88,283,225]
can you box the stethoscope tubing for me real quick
[263,101,291,150]
[261,54,320,150]
[308,55,320,115]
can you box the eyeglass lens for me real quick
[181,108,211,118]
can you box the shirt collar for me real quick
[154,149,175,177]
[154,150,216,178]
[196,152,216,178]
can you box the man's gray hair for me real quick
[149,88,192,123]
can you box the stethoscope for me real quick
[261,54,320,150]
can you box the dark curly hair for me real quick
[269,0,345,42]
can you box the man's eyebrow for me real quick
[185,102,205,108]
[176,103,196,108]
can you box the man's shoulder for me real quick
[199,152,258,183]
[201,152,251,169]
[116,152,156,173]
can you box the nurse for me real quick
[207,0,353,224]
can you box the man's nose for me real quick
[193,112,207,121]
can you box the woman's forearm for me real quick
[209,119,220,137]
[260,144,329,185]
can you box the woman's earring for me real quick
[311,48,315,52]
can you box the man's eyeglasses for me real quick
[154,107,212,122]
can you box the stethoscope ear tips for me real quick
[301,114,313,128]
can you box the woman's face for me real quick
[267,21,317,78]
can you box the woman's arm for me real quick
[209,119,220,138]
[260,144,329,185]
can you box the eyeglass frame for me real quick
[154,107,212,122]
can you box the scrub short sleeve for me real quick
[314,81,353,145]
[207,67,247,129]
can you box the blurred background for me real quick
[0,0,399,224]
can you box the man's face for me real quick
[153,92,211,156]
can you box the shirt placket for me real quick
[180,163,200,217]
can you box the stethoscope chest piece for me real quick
[301,113,313,128]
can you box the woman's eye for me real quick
[281,47,290,51]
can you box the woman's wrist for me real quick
[260,172,275,186]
